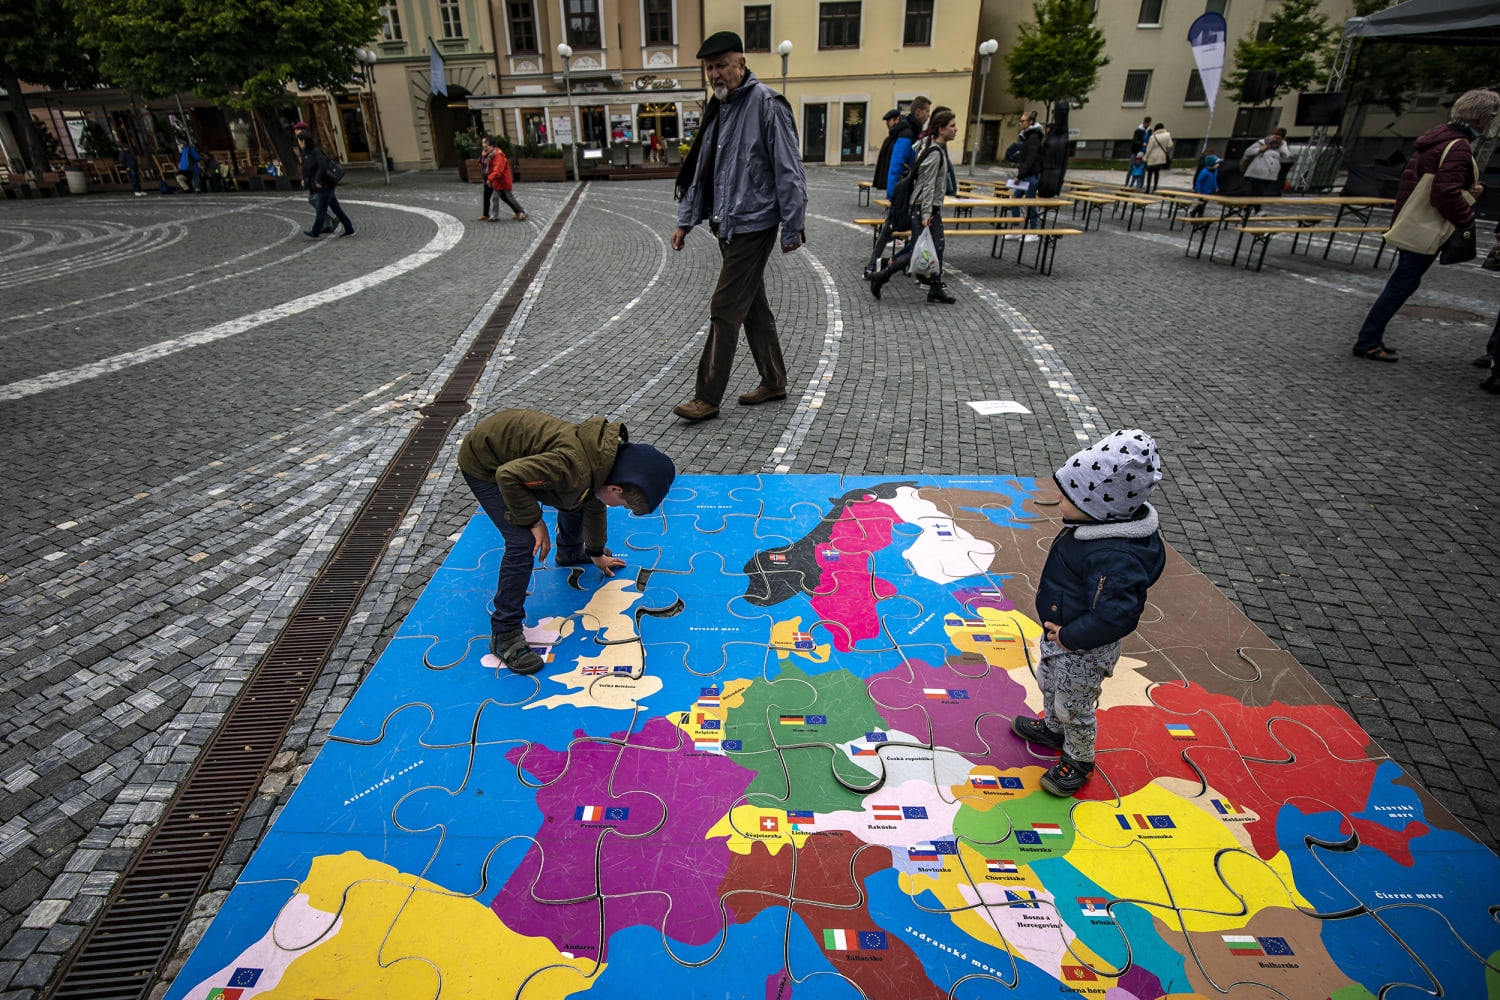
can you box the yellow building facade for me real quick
[701,0,984,167]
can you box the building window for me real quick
[819,2,861,49]
[1138,0,1164,25]
[567,0,601,48]
[439,0,463,38]
[645,0,673,45]
[1184,68,1206,104]
[507,1,537,52]
[1205,0,1228,13]
[744,5,771,51]
[379,3,403,41]
[903,0,933,46]
[1122,69,1152,105]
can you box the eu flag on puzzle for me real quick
[947,689,970,699]
[998,776,1023,789]
[228,969,262,988]
[932,839,957,854]
[721,740,742,751]
[1015,830,1041,845]
[858,931,888,950]
[1258,936,1294,956]
[805,714,828,725]
[902,806,928,819]
[700,719,721,730]
[865,731,887,743]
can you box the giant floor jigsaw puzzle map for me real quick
[168,475,1500,999]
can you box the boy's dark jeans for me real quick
[312,185,354,235]
[463,473,583,635]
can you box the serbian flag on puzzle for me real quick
[1078,897,1109,917]
[872,804,902,821]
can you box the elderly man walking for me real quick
[670,30,807,423]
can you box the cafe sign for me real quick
[634,75,681,92]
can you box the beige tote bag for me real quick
[1384,139,1475,254]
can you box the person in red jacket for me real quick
[1352,89,1497,363]
[480,135,527,222]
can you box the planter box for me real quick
[514,157,568,182]
[460,158,483,183]
[64,167,89,195]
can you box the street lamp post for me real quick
[354,47,391,185]
[969,38,999,176]
[557,42,580,181]
[777,39,793,96]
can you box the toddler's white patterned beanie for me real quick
[1054,429,1163,521]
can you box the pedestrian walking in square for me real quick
[297,131,354,239]
[670,30,807,423]
[1190,154,1219,216]
[868,110,958,304]
[1011,430,1167,796]
[1143,123,1173,193]
[457,409,676,674]
[1352,89,1497,363]
[481,136,527,221]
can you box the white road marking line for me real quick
[610,321,709,421]
[0,201,463,403]
[764,245,843,473]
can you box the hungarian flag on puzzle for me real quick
[1032,822,1063,837]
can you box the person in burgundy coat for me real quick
[1352,89,1497,363]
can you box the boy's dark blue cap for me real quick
[609,441,676,514]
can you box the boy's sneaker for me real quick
[556,547,610,567]
[1011,715,1065,750]
[490,630,545,675]
[1040,755,1094,797]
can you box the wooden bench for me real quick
[1230,225,1388,271]
[857,180,873,206]
[1186,213,1334,257]
[1065,191,1122,231]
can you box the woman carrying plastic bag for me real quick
[869,110,959,304]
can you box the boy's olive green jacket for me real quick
[457,409,622,553]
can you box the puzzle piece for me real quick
[165,476,1500,1000]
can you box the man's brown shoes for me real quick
[673,399,720,421]
[737,385,787,406]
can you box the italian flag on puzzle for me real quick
[823,929,859,950]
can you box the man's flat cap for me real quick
[696,31,743,58]
[882,108,901,121]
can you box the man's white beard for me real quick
[711,83,729,101]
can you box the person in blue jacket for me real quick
[1190,153,1219,216]
[885,96,931,194]
[1011,430,1167,796]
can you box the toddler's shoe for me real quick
[1011,715,1065,750]
[490,630,545,675]
[1040,755,1094,797]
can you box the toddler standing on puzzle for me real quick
[1012,430,1166,796]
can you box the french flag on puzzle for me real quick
[575,805,604,821]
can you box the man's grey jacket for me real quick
[676,71,807,242]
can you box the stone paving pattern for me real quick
[0,166,1496,998]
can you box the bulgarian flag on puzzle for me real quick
[1222,935,1263,956]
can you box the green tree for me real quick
[73,0,381,171]
[0,0,100,174]
[1005,0,1110,112]
[1226,0,1338,105]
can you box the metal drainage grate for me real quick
[48,183,588,1000]
[1397,305,1482,323]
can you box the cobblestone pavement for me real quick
[1,165,1496,997]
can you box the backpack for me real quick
[323,156,345,185]
[887,144,939,221]
[1004,140,1023,164]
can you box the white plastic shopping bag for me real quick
[909,225,940,278]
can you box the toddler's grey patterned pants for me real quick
[1037,638,1121,763]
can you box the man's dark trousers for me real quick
[1354,249,1435,353]
[696,226,787,406]
[463,473,584,635]
[312,184,355,235]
